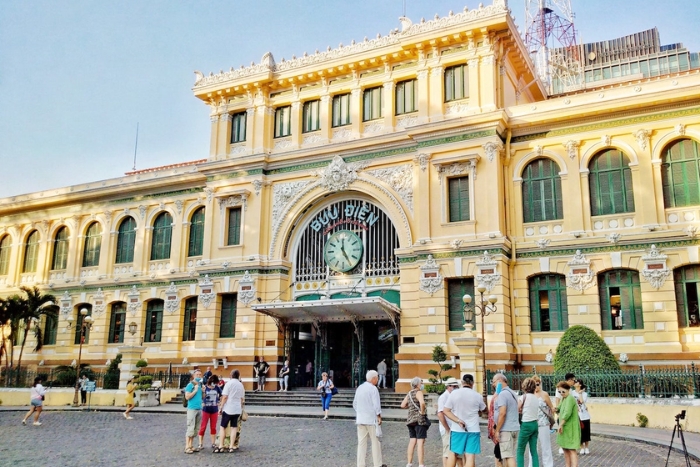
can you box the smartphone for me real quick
[495,382,502,394]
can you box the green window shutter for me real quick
[188,207,205,257]
[108,303,126,344]
[231,112,247,143]
[448,176,470,222]
[183,297,198,341]
[522,159,563,222]
[23,231,40,273]
[363,87,382,121]
[115,217,136,264]
[662,139,700,208]
[0,235,10,275]
[43,314,57,346]
[529,277,541,331]
[589,150,635,215]
[227,208,242,246]
[220,294,237,338]
[447,278,474,331]
[150,213,173,261]
[332,93,351,127]
[274,106,291,137]
[623,166,635,212]
[529,274,568,332]
[51,227,69,270]
[302,100,320,133]
[144,300,163,343]
[598,269,643,330]
[672,266,700,328]
[82,222,102,267]
[444,65,467,102]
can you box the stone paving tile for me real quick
[0,412,695,467]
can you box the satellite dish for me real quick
[588,51,596,61]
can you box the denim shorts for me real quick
[31,399,43,407]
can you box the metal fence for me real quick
[1,368,192,390]
[486,364,700,398]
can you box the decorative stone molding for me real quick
[175,200,183,214]
[238,270,257,306]
[60,291,72,316]
[535,238,550,249]
[450,239,463,249]
[252,180,264,196]
[204,188,214,204]
[103,211,112,229]
[606,233,621,244]
[274,138,293,150]
[218,193,248,212]
[566,250,596,292]
[482,141,504,162]
[331,127,352,141]
[433,159,477,184]
[601,135,611,147]
[396,114,418,128]
[199,275,216,308]
[230,144,247,156]
[564,140,580,160]
[414,153,431,172]
[92,288,106,315]
[475,250,500,292]
[363,121,384,134]
[419,255,443,295]
[366,164,413,213]
[641,244,671,290]
[634,129,651,151]
[165,282,179,313]
[676,123,686,136]
[445,101,468,115]
[272,181,313,225]
[127,285,141,316]
[138,205,147,220]
[535,145,544,157]
[302,133,325,146]
[314,155,367,192]
[685,226,698,238]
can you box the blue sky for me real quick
[1,0,698,199]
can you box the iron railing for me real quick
[1,368,191,390]
[486,364,700,398]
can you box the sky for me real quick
[1,0,698,200]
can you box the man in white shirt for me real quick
[444,374,486,467]
[438,378,462,467]
[352,370,387,467]
[217,369,245,452]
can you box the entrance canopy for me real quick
[251,296,400,328]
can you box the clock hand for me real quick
[340,242,351,262]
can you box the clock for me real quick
[324,230,363,272]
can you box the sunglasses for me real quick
[536,382,540,386]
[558,390,568,394]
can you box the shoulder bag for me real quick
[539,403,555,428]
[408,390,431,427]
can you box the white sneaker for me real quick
[559,448,564,455]
[33,422,42,426]
[585,448,590,454]
[580,448,585,455]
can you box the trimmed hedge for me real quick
[554,325,620,374]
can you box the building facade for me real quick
[2,0,700,391]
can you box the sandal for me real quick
[184,448,194,454]
[213,447,224,453]
[228,448,236,453]
[194,445,202,452]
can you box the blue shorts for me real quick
[31,399,43,407]
[450,431,481,455]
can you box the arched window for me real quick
[82,222,102,267]
[661,138,700,208]
[588,149,635,215]
[51,227,69,270]
[188,207,205,257]
[0,235,11,275]
[598,269,643,330]
[115,217,136,264]
[529,274,568,331]
[150,212,173,261]
[673,265,700,328]
[22,230,40,273]
[183,297,197,341]
[42,314,58,346]
[522,158,563,222]
[144,300,163,343]
[74,305,92,344]
[108,302,126,344]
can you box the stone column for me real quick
[117,345,146,389]
[467,58,480,112]
[319,93,331,142]
[452,334,487,396]
[290,100,302,148]
[429,66,444,119]
[217,113,232,159]
[383,80,395,132]
[416,68,429,123]
[350,87,362,138]
[208,114,219,159]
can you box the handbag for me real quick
[539,404,555,429]
[331,386,338,395]
[408,390,431,427]
[241,410,248,422]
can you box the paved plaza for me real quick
[0,411,695,467]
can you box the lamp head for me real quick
[462,294,472,305]
[84,315,94,325]
[463,308,474,323]
[488,295,498,304]
[80,308,88,316]
[66,315,74,323]
[477,284,487,294]
[128,322,137,335]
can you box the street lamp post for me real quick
[462,284,498,404]
[68,308,93,407]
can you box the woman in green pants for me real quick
[555,381,581,467]
[516,378,539,467]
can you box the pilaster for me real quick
[209,114,219,159]
[467,58,480,112]
[428,66,444,119]
[350,87,362,138]
[217,113,232,159]
[290,100,302,148]
[319,94,331,142]
[382,81,395,132]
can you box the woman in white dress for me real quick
[528,375,555,467]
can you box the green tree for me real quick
[553,325,620,373]
[2,295,26,371]
[427,344,452,390]
[15,286,58,375]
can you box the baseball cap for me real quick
[445,377,460,386]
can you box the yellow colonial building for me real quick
[2,0,700,391]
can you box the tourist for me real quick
[401,376,430,467]
[79,375,88,406]
[216,369,245,453]
[528,375,555,467]
[317,371,335,420]
[353,369,386,467]
[437,378,462,467]
[306,359,313,387]
[555,381,580,467]
[198,375,222,451]
[253,356,269,391]
[184,369,204,454]
[124,376,136,419]
[22,376,46,426]
[443,374,486,467]
[516,378,539,467]
[377,359,387,389]
[202,366,213,386]
[279,359,290,391]
[487,379,503,467]
[492,373,520,467]
[574,379,591,455]
[555,373,575,455]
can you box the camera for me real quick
[675,410,686,421]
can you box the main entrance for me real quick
[288,320,397,389]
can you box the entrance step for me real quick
[245,389,406,409]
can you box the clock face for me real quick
[324,230,363,272]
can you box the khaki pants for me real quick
[357,424,383,467]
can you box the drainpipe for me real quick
[503,129,522,364]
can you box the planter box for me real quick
[135,390,160,407]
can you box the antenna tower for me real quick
[524,0,582,94]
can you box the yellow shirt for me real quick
[125,382,136,405]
